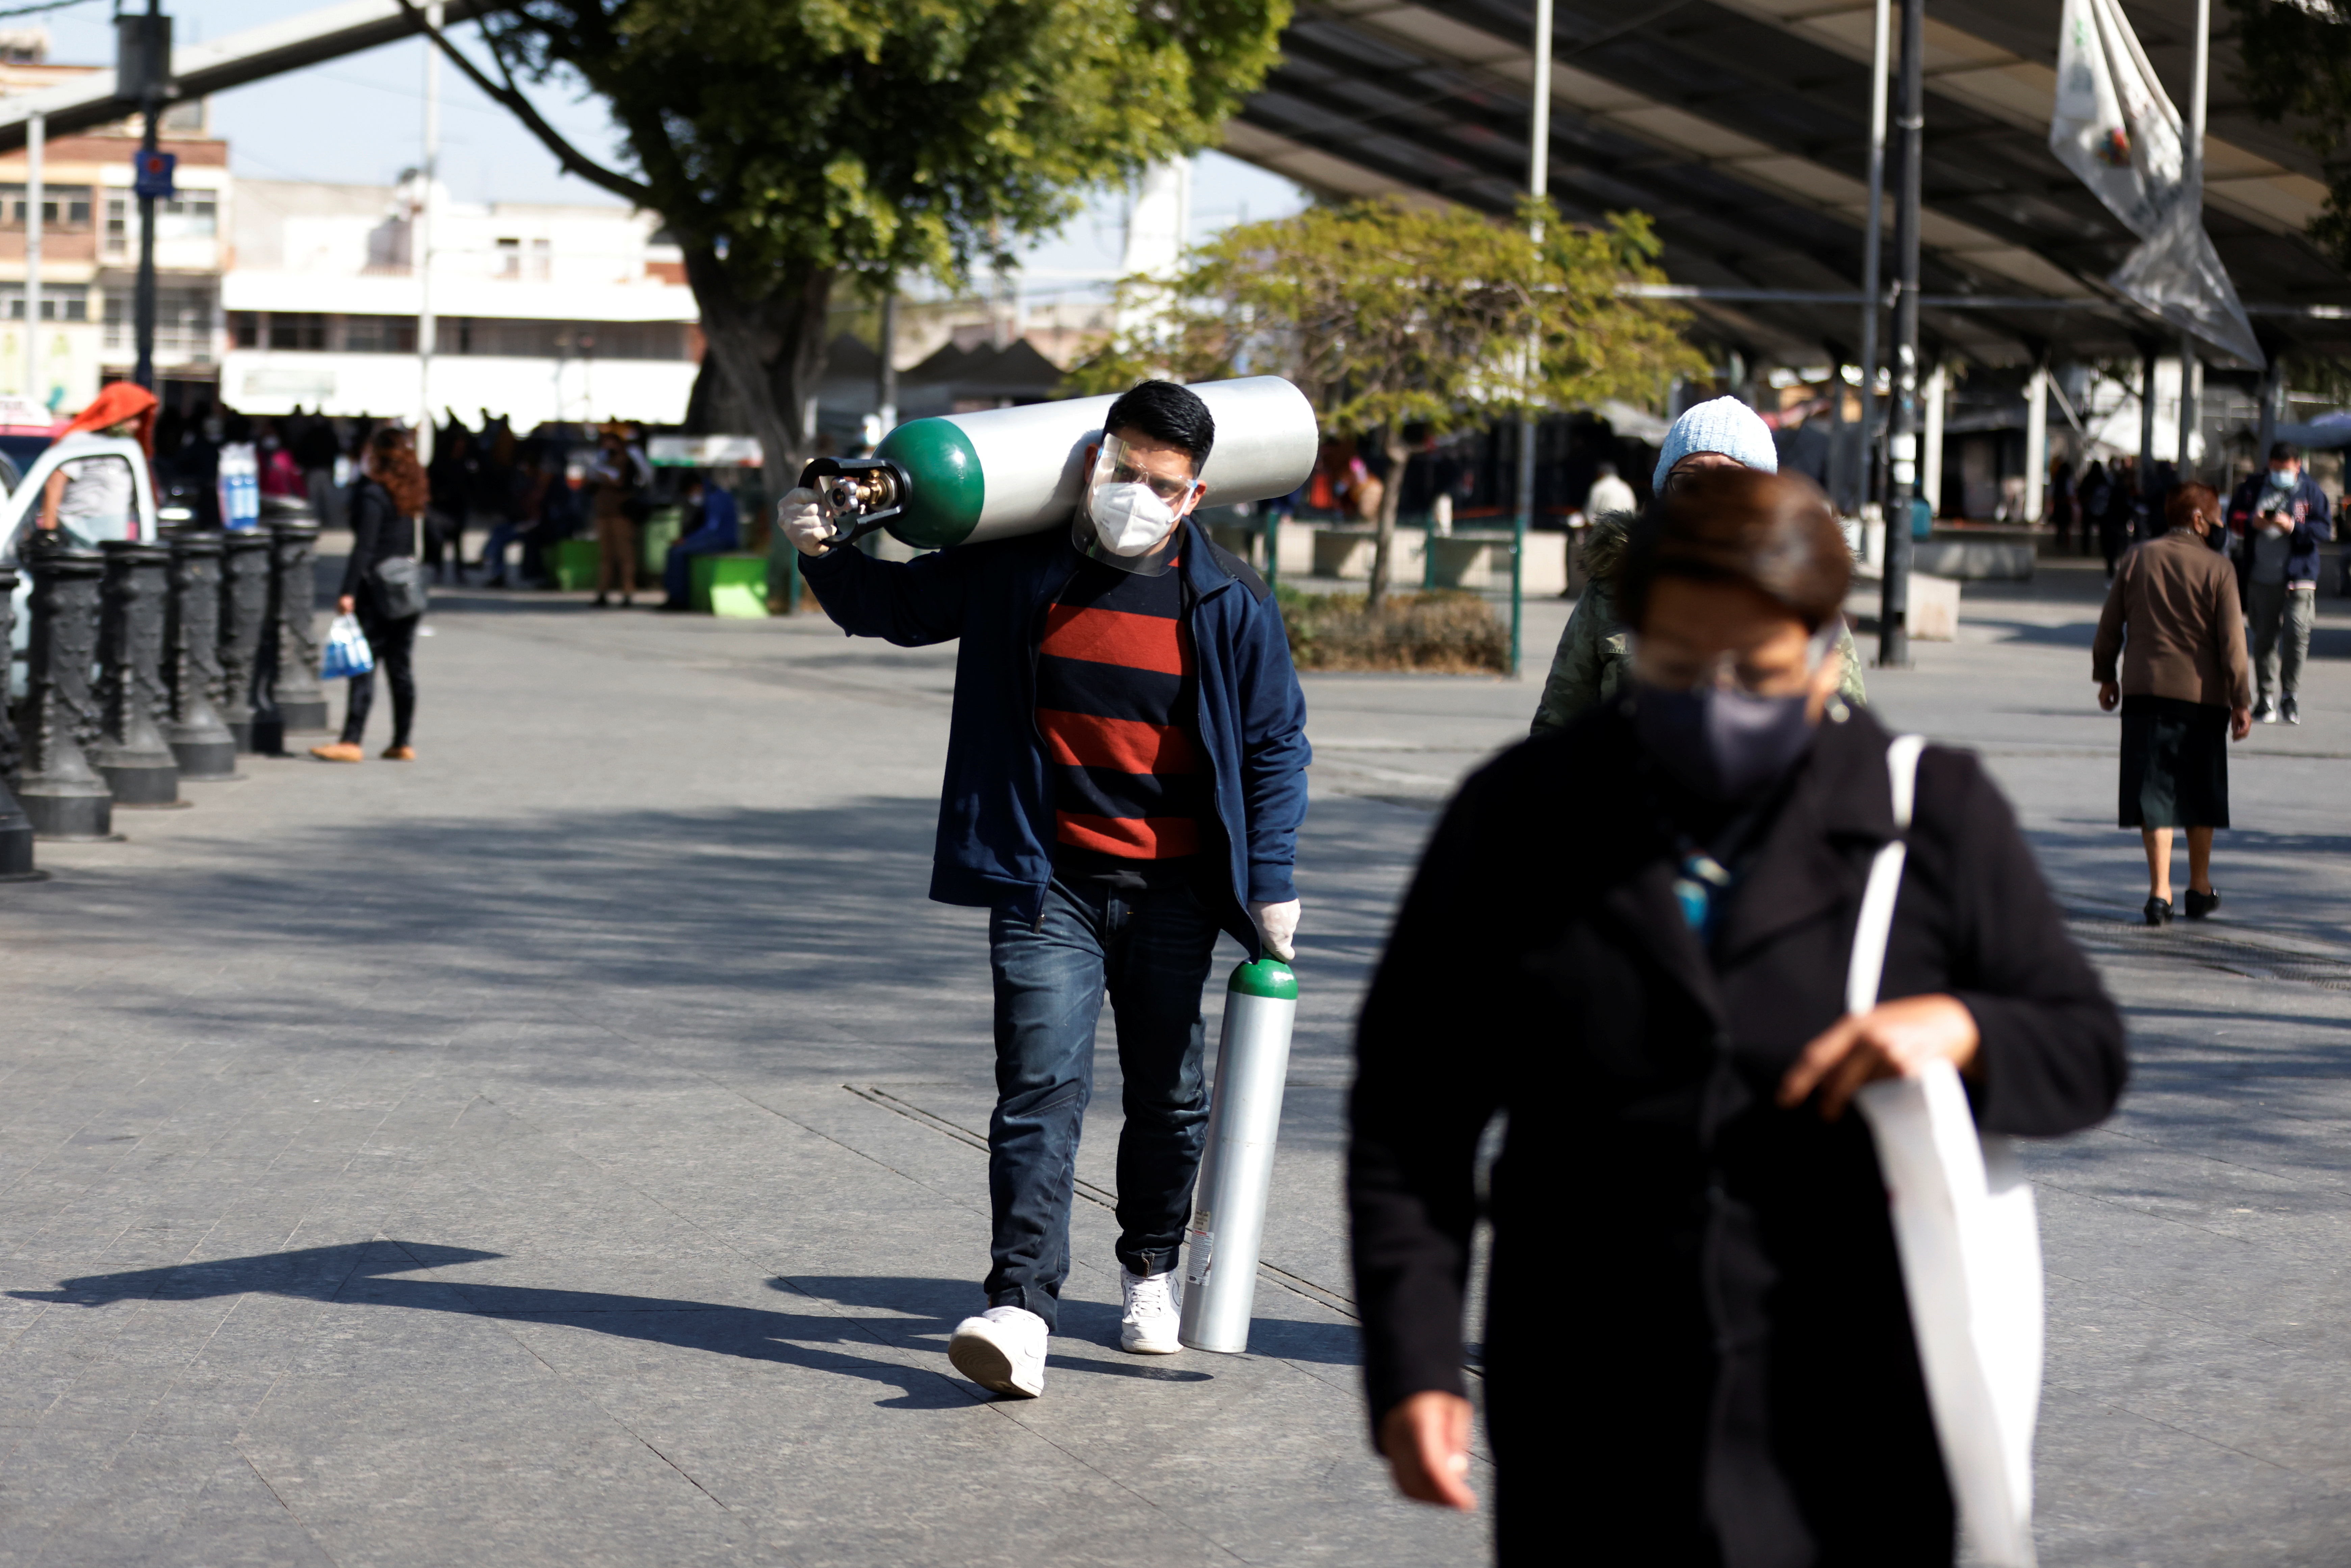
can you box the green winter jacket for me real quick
[1529,516,1868,736]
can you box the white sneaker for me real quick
[948,1305,1048,1397]
[1119,1268,1183,1355]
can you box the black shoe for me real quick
[593,592,610,607]
[2144,896,2173,927]
[2185,888,2221,920]
[2282,695,2300,725]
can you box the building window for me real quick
[496,237,520,278]
[266,313,326,351]
[105,196,125,256]
[0,185,94,229]
[230,311,259,348]
[341,315,417,353]
[3,289,88,321]
[155,194,217,240]
[104,287,217,362]
[529,237,551,281]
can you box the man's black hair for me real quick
[1104,381,1215,472]
[2270,440,2301,464]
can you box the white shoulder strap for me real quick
[1845,734,1929,1016]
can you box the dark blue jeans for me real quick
[984,876,1222,1329]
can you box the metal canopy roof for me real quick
[1222,0,2351,373]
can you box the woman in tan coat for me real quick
[2092,482,2253,925]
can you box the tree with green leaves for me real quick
[406,0,1287,479]
[1070,197,1700,606]
[2228,0,2351,266]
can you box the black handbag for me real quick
[372,555,430,620]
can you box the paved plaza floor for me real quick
[6,546,2351,1565]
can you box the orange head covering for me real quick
[61,382,158,456]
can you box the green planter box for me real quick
[692,553,769,618]
[639,506,682,577]
[547,538,600,591]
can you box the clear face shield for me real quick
[1071,433,1202,577]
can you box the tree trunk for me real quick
[1366,427,1412,611]
[681,244,834,505]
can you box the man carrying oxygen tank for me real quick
[781,380,1310,1400]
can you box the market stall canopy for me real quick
[1223,0,2351,371]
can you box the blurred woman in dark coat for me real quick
[1349,469,2127,1567]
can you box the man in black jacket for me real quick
[2226,441,2331,724]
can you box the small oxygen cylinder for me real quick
[803,376,1318,551]
[1179,957,1299,1354]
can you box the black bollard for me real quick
[14,535,113,840]
[93,538,183,808]
[266,514,329,737]
[161,528,240,780]
[0,561,45,879]
[218,528,271,752]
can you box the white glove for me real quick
[1251,898,1300,963]
[779,486,832,556]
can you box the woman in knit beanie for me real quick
[1531,397,1868,734]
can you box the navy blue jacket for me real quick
[2227,469,2332,590]
[800,520,1310,952]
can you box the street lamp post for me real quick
[1878,0,1923,669]
[1513,0,1553,680]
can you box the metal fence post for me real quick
[94,539,181,808]
[15,535,112,840]
[218,529,271,752]
[163,528,239,780]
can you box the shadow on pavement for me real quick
[8,1240,1070,1410]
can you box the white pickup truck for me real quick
[2,435,164,695]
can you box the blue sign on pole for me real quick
[131,149,175,201]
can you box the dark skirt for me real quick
[2119,694,2230,828]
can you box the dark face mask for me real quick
[1631,680,1820,802]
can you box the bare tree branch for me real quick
[395,0,652,208]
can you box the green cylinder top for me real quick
[875,417,986,549]
[1228,957,1298,1000]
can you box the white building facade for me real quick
[223,177,700,429]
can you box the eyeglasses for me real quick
[1632,625,1839,698]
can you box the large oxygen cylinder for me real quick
[1179,957,1299,1354]
[818,376,1317,551]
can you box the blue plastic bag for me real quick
[320,613,375,681]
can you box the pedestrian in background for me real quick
[658,472,741,610]
[2050,453,2077,553]
[589,422,650,608]
[2097,463,2135,579]
[2093,482,2251,925]
[1531,397,1864,735]
[1581,460,1635,523]
[2226,441,2330,724]
[311,427,428,764]
[1354,467,2126,1565]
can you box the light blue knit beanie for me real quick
[1651,396,1779,493]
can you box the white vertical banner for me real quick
[2050,0,2184,238]
[2050,0,2263,368]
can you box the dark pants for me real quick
[983,876,1222,1329]
[342,603,418,748]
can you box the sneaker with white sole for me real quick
[1119,1268,1183,1355]
[948,1305,1048,1397]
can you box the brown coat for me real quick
[2092,529,2252,709]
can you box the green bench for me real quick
[546,538,600,591]
[691,552,770,618]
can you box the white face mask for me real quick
[1089,478,1179,556]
